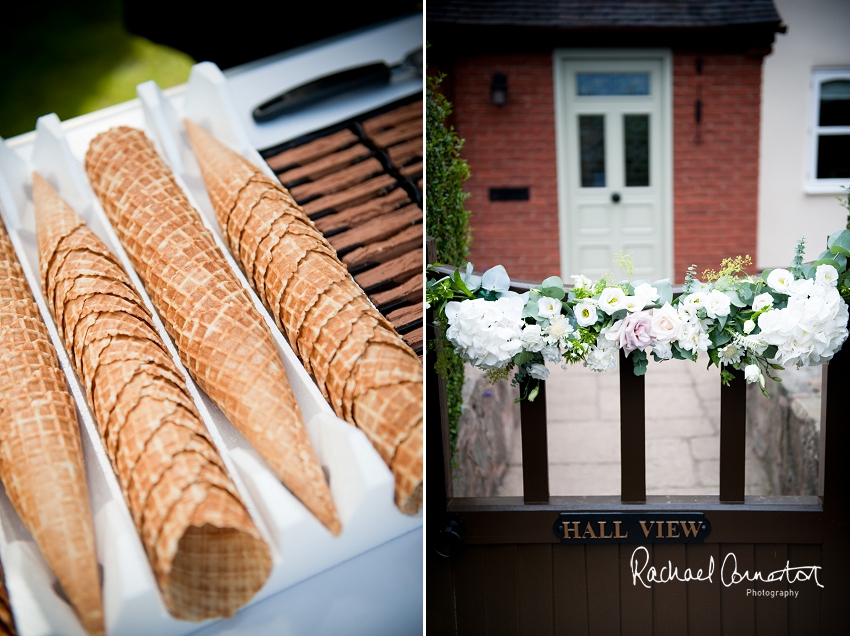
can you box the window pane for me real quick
[624,114,650,186]
[577,73,650,96]
[819,80,850,126]
[579,115,605,187]
[817,135,850,178]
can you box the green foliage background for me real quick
[426,72,471,456]
[0,0,193,139]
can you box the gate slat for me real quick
[720,543,756,635]
[520,379,550,503]
[454,546,488,634]
[652,544,688,635]
[517,544,554,634]
[484,545,520,635]
[585,544,621,635]
[685,543,722,636]
[553,545,589,636]
[619,350,646,502]
[753,543,789,636]
[720,369,747,502]
[428,551,457,634]
[619,543,652,635]
[787,544,821,634]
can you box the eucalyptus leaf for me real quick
[828,229,850,257]
[654,279,673,305]
[761,268,774,283]
[541,276,565,291]
[514,350,533,365]
[541,286,566,301]
[723,290,746,308]
[763,345,778,359]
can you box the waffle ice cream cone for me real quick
[0,559,15,636]
[83,128,340,535]
[185,120,423,514]
[31,173,273,620]
[0,218,104,635]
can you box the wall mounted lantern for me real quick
[491,72,508,106]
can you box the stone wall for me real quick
[452,364,521,497]
[746,365,822,496]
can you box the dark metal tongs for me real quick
[252,47,423,123]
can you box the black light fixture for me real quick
[490,72,508,106]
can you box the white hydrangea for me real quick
[757,279,848,367]
[633,283,660,304]
[584,336,618,372]
[445,296,525,369]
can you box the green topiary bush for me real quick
[426,70,471,458]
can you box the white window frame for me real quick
[806,68,850,194]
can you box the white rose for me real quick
[623,296,647,313]
[766,268,793,293]
[816,264,839,287]
[528,363,550,381]
[574,301,599,327]
[743,319,755,334]
[680,292,707,314]
[521,324,546,352]
[650,303,683,343]
[584,337,618,372]
[537,296,562,319]
[744,364,761,384]
[652,341,673,360]
[752,292,774,312]
[633,283,659,303]
[706,290,731,319]
[541,344,562,362]
[598,287,627,315]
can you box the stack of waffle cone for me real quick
[0,560,15,636]
[0,218,103,635]
[83,127,340,535]
[32,173,273,620]
[185,120,422,515]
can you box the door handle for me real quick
[611,192,621,203]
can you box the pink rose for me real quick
[619,310,654,356]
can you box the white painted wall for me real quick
[758,0,850,269]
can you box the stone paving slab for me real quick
[497,356,772,498]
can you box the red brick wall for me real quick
[447,50,762,283]
[672,52,761,280]
[451,54,561,281]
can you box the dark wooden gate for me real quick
[426,263,850,635]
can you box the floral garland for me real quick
[427,230,850,401]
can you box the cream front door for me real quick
[554,51,672,282]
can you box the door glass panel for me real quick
[579,115,605,187]
[819,80,850,126]
[817,134,850,178]
[624,114,650,186]
[577,72,650,96]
